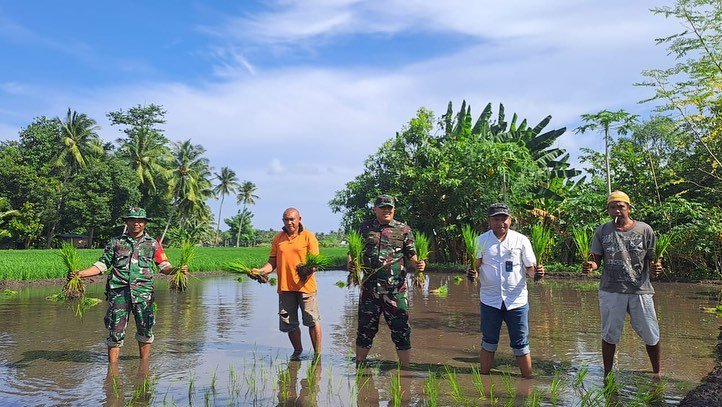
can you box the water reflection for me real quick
[0,272,718,405]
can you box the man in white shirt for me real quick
[467,203,544,378]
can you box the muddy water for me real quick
[0,272,719,406]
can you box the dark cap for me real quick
[122,207,151,221]
[374,194,395,208]
[487,203,510,217]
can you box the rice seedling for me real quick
[423,371,439,407]
[530,224,553,282]
[187,370,195,403]
[453,275,464,285]
[236,275,244,282]
[500,371,514,399]
[169,241,194,291]
[701,304,722,316]
[462,224,479,272]
[445,365,465,403]
[1,289,17,298]
[412,232,430,288]
[111,376,120,399]
[471,366,486,399]
[297,252,331,281]
[268,277,277,286]
[488,383,498,405]
[347,230,363,286]
[429,284,448,298]
[548,372,566,405]
[277,366,290,402]
[389,366,403,407]
[571,226,592,269]
[655,232,672,262]
[59,243,84,300]
[572,365,588,389]
[525,388,543,407]
[210,367,218,393]
[335,280,346,288]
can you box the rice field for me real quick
[0,246,348,281]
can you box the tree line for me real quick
[331,0,722,280]
[0,104,259,249]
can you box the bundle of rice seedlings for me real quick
[346,231,363,286]
[429,284,448,298]
[530,224,553,265]
[296,253,330,281]
[530,224,554,282]
[571,226,591,263]
[222,260,268,283]
[700,304,722,317]
[412,233,431,288]
[461,224,478,273]
[2,289,18,298]
[169,241,194,292]
[59,243,85,300]
[655,233,672,262]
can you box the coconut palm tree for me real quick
[115,128,171,195]
[46,108,103,247]
[212,167,240,246]
[160,140,213,243]
[236,181,259,247]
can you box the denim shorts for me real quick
[480,302,530,356]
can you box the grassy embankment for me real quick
[0,247,348,281]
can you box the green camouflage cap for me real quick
[374,194,395,208]
[122,207,151,221]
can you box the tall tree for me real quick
[641,0,722,194]
[212,167,240,245]
[46,108,103,247]
[160,140,213,243]
[108,104,171,204]
[236,181,258,247]
[575,110,637,194]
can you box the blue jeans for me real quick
[480,302,530,356]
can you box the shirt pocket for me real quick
[507,247,522,266]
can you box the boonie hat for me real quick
[374,194,395,208]
[122,207,151,221]
[607,190,631,206]
[488,203,510,217]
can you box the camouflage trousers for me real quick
[356,288,411,350]
[104,287,155,348]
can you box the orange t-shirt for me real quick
[270,229,320,293]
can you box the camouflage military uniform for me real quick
[93,232,170,347]
[356,218,416,350]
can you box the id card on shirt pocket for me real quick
[505,260,513,273]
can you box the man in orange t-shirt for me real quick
[252,208,321,360]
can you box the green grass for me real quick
[0,246,348,281]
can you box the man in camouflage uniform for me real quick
[75,208,187,364]
[349,194,425,367]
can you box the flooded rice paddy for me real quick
[0,271,720,406]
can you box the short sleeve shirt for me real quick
[359,218,416,294]
[475,229,536,310]
[591,221,656,294]
[270,229,320,294]
[94,233,170,303]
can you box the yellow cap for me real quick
[607,190,631,205]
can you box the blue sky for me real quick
[0,1,680,232]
